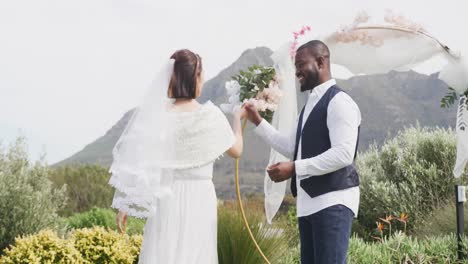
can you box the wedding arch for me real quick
[234,11,468,263]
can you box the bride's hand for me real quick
[243,103,262,126]
[234,106,247,120]
[116,210,128,233]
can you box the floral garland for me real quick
[332,10,426,47]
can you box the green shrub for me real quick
[413,203,468,238]
[0,230,83,264]
[275,215,466,264]
[348,232,460,264]
[49,165,114,216]
[283,205,302,242]
[218,204,291,264]
[0,138,67,251]
[65,207,145,235]
[66,207,115,230]
[277,243,300,264]
[356,126,463,236]
[73,227,142,264]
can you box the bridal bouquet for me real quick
[220,65,282,123]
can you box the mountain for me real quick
[55,47,457,198]
[341,71,456,150]
[54,109,134,167]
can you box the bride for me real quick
[108,49,245,263]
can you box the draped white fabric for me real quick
[323,27,467,92]
[326,30,446,76]
[320,14,468,94]
[318,14,468,178]
[454,96,468,178]
[264,43,298,224]
[440,56,468,94]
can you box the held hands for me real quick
[267,161,295,182]
[234,106,247,120]
[116,210,128,233]
[242,103,262,126]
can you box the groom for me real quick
[244,40,361,264]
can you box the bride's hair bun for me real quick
[168,49,203,99]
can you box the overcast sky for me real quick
[1,0,467,163]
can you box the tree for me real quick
[49,165,114,216]
[0,137,66,251]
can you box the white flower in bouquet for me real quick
[221,80,242,113]
[228,93,240,104]
[225,80,241,95]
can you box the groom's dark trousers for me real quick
[298,204,354,264]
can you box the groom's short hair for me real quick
[297,40,330,60]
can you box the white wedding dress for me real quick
[109,101,235,264]
[138,163,218,263]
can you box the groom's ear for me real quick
[316,56,326,70]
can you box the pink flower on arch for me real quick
[290,25,312,58]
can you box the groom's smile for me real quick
[294,59,307,85]
[297,74,305,84]
[295,66,308,88]
[295,48,321,92]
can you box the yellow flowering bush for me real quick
[73,227,142,264]
[0,227,142,264]
[0,230,83,264]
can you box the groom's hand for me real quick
[243,103,262,126]
[267,161,295,182]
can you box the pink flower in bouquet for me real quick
[221,65,280,122]
[244,81,283,113]
[265,82,282,100]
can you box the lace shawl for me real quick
[109,101,235,218]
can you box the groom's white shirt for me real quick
[254,79,361,217]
